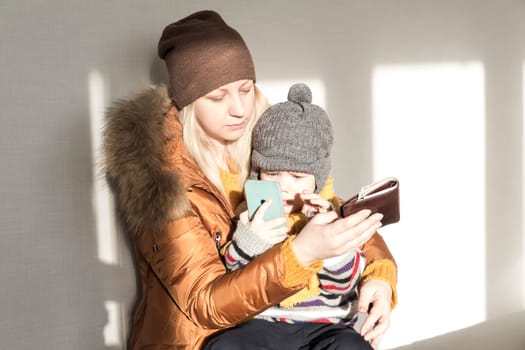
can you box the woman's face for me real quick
[259,170,316,215]
[193,79,255,144]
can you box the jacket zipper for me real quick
[214,232,222,250]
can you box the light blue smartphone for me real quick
[244,180,285,222]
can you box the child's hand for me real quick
[299,194,333,218]
[239,200,288,245]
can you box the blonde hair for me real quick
[178,85,269,196]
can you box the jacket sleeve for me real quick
[137,214,318,330]
[360,232,398,308]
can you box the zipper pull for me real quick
[214,232,222,249]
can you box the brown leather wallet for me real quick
[339,177,400,226]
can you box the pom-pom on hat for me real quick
[158,10,256,109]
[251,83,333,193]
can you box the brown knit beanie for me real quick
[251,83,333,193]
[158,10,256,109]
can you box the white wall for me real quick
[1,1,523,349]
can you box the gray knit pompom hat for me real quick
[251,83,333,193]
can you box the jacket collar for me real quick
[103,85,192,235]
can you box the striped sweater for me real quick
[224,214,366,326]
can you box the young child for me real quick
[224,83,366,329]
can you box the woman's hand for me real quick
[238,200,288,245]
[291,209,382,266]
[358,279,392,349]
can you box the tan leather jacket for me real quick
[104,85,396,349]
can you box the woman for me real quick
[103,10,396,350]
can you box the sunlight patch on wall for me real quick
[103,300,123,347]
[372,62,486,348]
[523,62,525,311]
[257,79,326,108]
[88,69,119,266]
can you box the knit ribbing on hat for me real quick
[158,10,256,109]
[251,83,333,193]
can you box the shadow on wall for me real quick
[391,311,525,350]
[150,55,168,86]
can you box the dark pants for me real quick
[203,319,373,350]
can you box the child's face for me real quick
[259,169,316,215]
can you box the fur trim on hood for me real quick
[103,85,190,235]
